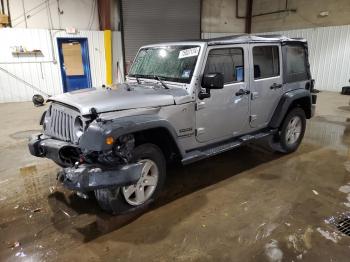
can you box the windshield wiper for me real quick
[153,76,169,89]
[129,74,141,84]
[130,74,169,89]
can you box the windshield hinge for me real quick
[195,101,206,111]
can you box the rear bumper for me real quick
[311,105,316,117]
[57,163,143,192]
[311,93,317,117]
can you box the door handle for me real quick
[270,83,283,89]
[235,89,250,96]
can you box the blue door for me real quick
[57,38,92,92]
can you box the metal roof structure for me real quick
[142,34,307,49]
[204,34,307,45]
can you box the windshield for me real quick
[129,45,200,84]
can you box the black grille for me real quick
[336,217,350,236]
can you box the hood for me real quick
[48,84,181,115]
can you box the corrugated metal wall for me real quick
[121,0,201,71]
[203,24,350,92]
[0,28,107,102]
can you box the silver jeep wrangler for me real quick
[29,35,317,214]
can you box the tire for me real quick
[94,143,166,214]
[275,107,306,153]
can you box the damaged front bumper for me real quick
[28,134,143,192]
[58,163,143,192]
[28,134,79,166]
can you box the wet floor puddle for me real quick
[10,130,42,140]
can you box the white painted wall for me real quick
[112,31,125,83]
[268,25,350,92]
[7,0,99,30]
[0,28,106,102]
[203,24,350,92]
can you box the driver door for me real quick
[195,45,250,143]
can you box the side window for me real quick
[253,46,279,79]
[204,48,244,84]
[285,45,308,82]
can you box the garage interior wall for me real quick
[6,0,100,30]
[204,24,350,92]
[267,25,350,92]
[202,0,350,91]
[0,28,107,102]
[251,0,350,33]
[112,31,125,83]
[201,0,246,33]
[202,0,350,34]
[1,0,350,102]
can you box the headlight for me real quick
[41,105,52,130]
[73,116,84,139]
[40,111,46,126]
[47,104,52,116]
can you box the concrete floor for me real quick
[0,91,350,261]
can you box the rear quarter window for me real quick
[253,46,280,79]
[284,44,309,83]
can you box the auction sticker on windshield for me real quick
[178,47,200,59]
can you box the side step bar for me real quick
[181,129,277,165]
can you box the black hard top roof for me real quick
[202,34,306,45]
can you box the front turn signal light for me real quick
[105,136,114,145]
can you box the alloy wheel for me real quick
[121,159,159,206]
[285,115,302,145]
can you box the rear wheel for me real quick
[274,107,306,153]
[94,143,166,214]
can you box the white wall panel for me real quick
[112,31,125,83]
[203,24,350,92]
[54,30,107,89]
[8,0,99,30]
[0,28,107,102]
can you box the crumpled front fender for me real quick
[79,114,180,152]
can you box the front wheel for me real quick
[275,107,306,153]
[94,143,166,214]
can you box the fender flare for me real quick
[79,114,185,156]
[269,89,312,129]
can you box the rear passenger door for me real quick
[249,44,283,128]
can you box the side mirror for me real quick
[199,73,224,100]
[202,73,224,89]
